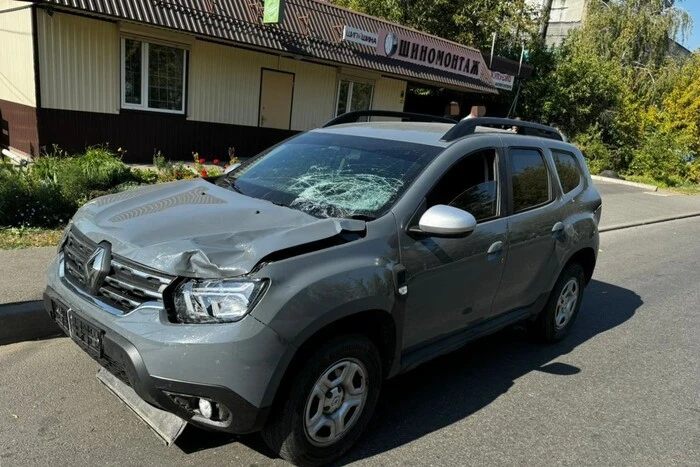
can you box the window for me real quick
[121,38,187,113]
[552,150,582,194]
[218,132,441,219]
[427,149,499,222]
[510,148,551,213]
[336,79,374,116]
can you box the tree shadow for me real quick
[338,279,641,464]
[175,279,641,462]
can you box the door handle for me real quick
[487,241,504,255]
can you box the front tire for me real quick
[532,263,586,342]
[261,335,382,466]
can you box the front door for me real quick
[259,69,294,129]
[400,148,509,350]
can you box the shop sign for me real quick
[342,26,378,47]
[376,30,483,79]
[491,71,515,91]
[263,0,285,24]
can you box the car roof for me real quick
[312,122,454,147]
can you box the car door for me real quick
[398,147,509,351]
[491,146,563,315]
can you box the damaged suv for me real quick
[45,113,601,466]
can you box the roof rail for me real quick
[441,117,564,142]
[323,110,457,127]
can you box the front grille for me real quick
[62,228,174,313]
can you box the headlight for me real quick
[172,279,268,324]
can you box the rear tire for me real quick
[532,263,586,342]
[261,335,382,466]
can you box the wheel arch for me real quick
[262,309,397,412]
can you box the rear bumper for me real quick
[44,287,269,433]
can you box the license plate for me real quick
[53,302,103,357]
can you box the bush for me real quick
[0,162,75,228]
[629,130,689,185]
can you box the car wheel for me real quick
[261,335,382,466]
[532,263,586,342]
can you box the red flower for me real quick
[198,158,205,164]
[200,170,208,177]
[213,159,220,165]
[174,170,180,177]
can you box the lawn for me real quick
[0,227,64,249]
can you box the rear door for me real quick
[491,146,563,314]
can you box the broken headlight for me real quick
[172,279,268,324]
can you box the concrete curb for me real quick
[592,175,659,192]
[600,211,700,233]
[0,301,62,346]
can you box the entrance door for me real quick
[259,69,294,129]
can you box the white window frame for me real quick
[335,77,375,116]
[120,37,188,115]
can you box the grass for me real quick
[0,227,64,249]
[623,175,700,195]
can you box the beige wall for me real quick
[279,57,336,131]
[36,10,119,113]
[0,0,36,106]
[373,77,407,113]
[188,40,276,127]
[189,42,337,130]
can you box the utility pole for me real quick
[539,0,554,42]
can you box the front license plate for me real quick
[53,302,104,357]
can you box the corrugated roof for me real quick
[38,0,498,94]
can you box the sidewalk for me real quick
[2,179,700,345]
[595,180,700,231]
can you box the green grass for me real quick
[0,227,64,249]
[623,175,700,195]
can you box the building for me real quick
[0,0,499,163]
[527,0,589,47]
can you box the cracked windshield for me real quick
[218,133,441,219]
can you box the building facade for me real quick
[528,0,589,46]
[0,0,498,162]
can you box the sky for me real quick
[682,1,700,51]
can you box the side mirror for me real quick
[410,205,477,238]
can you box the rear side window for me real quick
[509,148,551,213]
[552,150,582,194]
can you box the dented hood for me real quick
[71,179,365,278]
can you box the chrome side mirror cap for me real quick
[412,205,477,237]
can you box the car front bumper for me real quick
[44,256,290,434]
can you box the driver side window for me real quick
[426,149,500,222]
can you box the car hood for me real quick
[71,179,365,278]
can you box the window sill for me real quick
[120,107,186,117]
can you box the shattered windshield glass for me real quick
[218,132,442,219]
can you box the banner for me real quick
[491,71,515,91]
[342,26,378,48]
[263,0,284,24]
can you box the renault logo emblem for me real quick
[84,241,112,294]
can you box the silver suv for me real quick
[45,114,602,466]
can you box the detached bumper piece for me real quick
[97,367,186,445]
[44,288,270,437]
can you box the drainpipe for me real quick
[539,0,554,42]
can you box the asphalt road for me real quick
[1,218,699,466]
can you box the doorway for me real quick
[259,69,295,130]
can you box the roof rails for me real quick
[441,117,564,142]
[323,110,457,127]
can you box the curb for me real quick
[600,211,700,233]
[591,175,659,192]
[0,300,62,346]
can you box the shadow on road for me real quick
[176,279,642,463]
